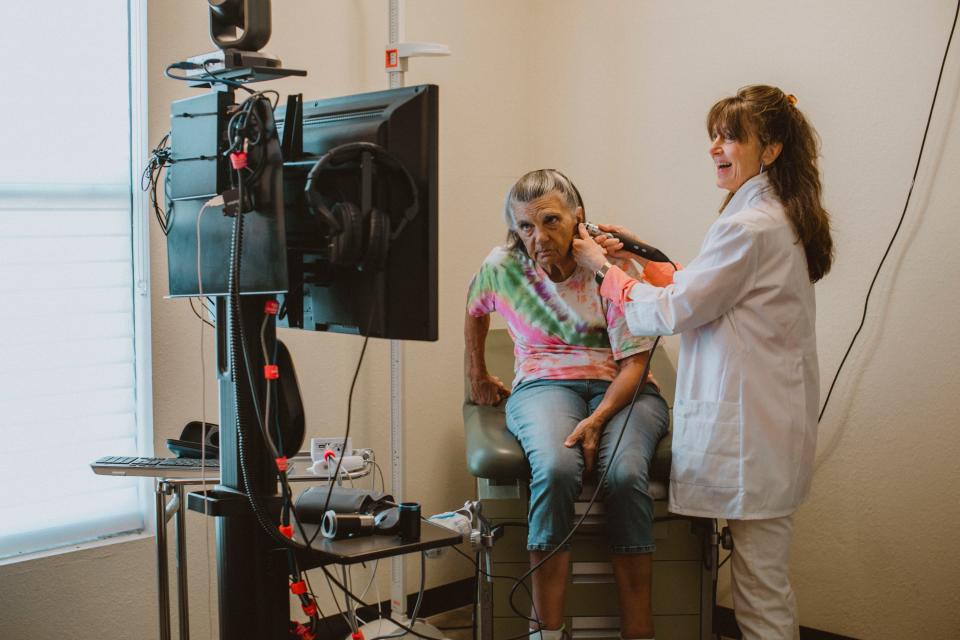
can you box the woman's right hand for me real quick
[469,370,510,406]
[594,223,647,263]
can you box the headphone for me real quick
[304,142,420,271]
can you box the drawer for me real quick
[490,520,611,563]
[489,515,705,564]
[491,562,619,617]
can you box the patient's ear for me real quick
[575,206,584,224]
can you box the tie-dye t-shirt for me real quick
[467,246,655,386]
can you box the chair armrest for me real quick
[462,400,529,480]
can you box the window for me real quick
[0,0,150,559]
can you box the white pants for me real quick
[727,516,799,640]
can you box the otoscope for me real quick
[583,222,672,263]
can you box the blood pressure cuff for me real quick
[295,486,395,523]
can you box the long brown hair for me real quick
[708,85,834,283]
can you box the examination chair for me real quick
[464,329,717,640]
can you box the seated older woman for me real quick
[464,169,669,640]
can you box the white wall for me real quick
[2,2,958,639]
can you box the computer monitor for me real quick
[276,84,438,341]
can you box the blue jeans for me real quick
[506,378,668,553]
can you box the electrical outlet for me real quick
[310,436,353,462]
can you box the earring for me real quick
[759,162,765,174]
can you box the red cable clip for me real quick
[264,364,279,380]
[323,449,337,462]
[351,632,365,640]
[294,623,315,640]
[302,600,318,617]
[275,456,288,472]
[229,151,248,170]
[264,299,279,315]
[290,579,307,595]
[279,524,293,539]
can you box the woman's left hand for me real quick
[564,414,605,473]
[572,223,609,273]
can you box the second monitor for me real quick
[278,84,438,342]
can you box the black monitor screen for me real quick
[276,84,438,341]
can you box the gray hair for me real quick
[503,169,585,256]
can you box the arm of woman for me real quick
[577,219,757,337]
[618,219,758,336]
[563,351,650,473]
[464,310,510,406]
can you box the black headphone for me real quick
[304,142,420,271]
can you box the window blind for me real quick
[0,0,147,559]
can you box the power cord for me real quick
[318,563,443,640]
[141,132,172,235]
[817,0,960,427]
[164,60,255,94]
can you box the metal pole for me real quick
[155,481,172,640]
[388,0,407,621]
[388,0,405,89]
[175,484,191,640]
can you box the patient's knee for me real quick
[532,453,580,494]
[605,455,650,497]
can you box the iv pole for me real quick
[350,2,450,638]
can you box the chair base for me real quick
[475,478,717,640]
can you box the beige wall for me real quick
[2,2,959,639]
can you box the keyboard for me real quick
[91,455,220,478]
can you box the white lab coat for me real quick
[623,173,819,519]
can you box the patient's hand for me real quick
[564,414,605,473]
[469,371,510,406]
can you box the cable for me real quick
[370,459,387,493]
[164,60,255,94]
[818,0,960,425]
[142,133,173,234]
[449,547,539,640]
[303,570,337,639]
[303,304,377,549]
[194,198,215,636]
[322,566,354,631]
[369,552,428,640]
[315,554,437,640]
[188,297,215,328]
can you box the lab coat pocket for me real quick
[672,398,742,489]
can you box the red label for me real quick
[385,48,399,69]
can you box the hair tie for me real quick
[786,93,798,106]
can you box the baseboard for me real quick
[715,606,857,640]
[315,576,474,639]
[317,582,857,640]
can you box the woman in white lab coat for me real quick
[572,85,834,640]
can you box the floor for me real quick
[425,605,474,640]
